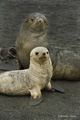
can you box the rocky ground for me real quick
[0,0,80,120]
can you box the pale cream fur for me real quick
[0,47,53,99]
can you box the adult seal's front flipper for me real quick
[51,81,65,93]
[30,96,43,106]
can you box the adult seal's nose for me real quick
[43,53,46,55]
[38,18,43,23]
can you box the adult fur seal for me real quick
[16,13,48,69]
[0,47,53,105]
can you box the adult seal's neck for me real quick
[30,30,47,38]
[21,23,47,36]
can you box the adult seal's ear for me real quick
[25,19,28,22]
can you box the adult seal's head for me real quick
[16,13,48,69]
[23,13,48,33]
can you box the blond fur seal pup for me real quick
[0,47,53,105]
[16,13,48,69]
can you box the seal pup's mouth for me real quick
[39,56,47,62]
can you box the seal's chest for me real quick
[39,70,51,87]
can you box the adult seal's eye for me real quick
[31,18,34,22]
[35,52,39,55]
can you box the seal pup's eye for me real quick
[35,52,39,55]
[31,18,34,22]
[47,52,48,54]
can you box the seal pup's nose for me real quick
[43,53,46,55]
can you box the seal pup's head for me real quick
[30,47,50,64]
[24,13,48,32]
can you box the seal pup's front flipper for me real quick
[51,80,65,93]
[30,95,43,106]
[29,87,43,105]
[51,86,65,93]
